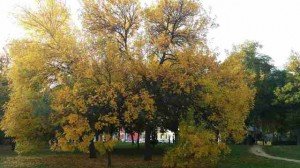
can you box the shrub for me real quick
[163,121,229,168]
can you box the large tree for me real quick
[82,0,156,165]
[1,1,257,167]
[142,0,216,160]
[1,0,78,153]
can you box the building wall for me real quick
[119,128,175,143]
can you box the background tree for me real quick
[191,49,255,144]
[229,41,288,138]
[275,51,300,145]
[0,50,10,144]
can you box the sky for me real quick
[1,0,300,68]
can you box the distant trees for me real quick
[228,41,288,136]
[229,41,300,145]
[0,0,255,167]
[275,51,300,145]
[0,51,9,144]
[0,51,9,117]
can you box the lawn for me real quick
[218,145,300,168]
[264,145,300,160]
[0,143,299,168]
[0,143,165,168]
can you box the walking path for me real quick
[250,145,300,164]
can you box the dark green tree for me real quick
[0,51,10,144]
[275,51,300,144]
[230,41,288,135]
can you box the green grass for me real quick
[264,145,300,160]
[0,143,165,168]
[0,143,299,168]
[218,145,300,168]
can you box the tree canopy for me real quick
[0,0,257,167]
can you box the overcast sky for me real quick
[1,0,300,68]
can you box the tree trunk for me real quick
[95,131,100,141]
[217,131,222,144]
[11,139,15,151]
[144,127,152,161]
[137,132,140,149]
[89,140,97,158]
[131,133,134,146]
[151,130,157,148]
[117,128,121,141]
[107,150,112,168]
[174,130,179,144]
[296,128,300,145]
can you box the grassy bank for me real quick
[264,145,300,160]
[219,145,299,168]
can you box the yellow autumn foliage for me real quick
[163,120,229,168]
[1,1,256,167]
